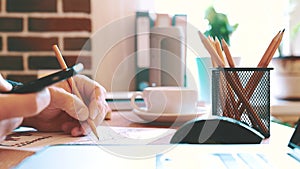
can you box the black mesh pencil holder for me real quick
[212,68,273,138]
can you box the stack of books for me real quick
[135,11,187,91]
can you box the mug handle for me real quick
[130,92,146,112]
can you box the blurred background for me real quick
[0,0,298,94]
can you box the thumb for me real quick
[48,87,89,121]
[0,74,12,92]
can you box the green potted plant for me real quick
[197,6,239,104]
[203,6,238,45]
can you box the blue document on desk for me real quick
[16,120,300,169]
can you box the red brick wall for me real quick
[0,0,92,83]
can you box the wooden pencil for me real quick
[214,38,226,66]
[221,39,236,68]
[234,30,284,130]
[223,71,268,134]
[214,39,240,117]
[257,31,281,67]
[52,45,100,140]
[207,36,218,67]
[199,31,268,133]
[242,30,284,102]
[264,29,285,67]
[198,31,225,67]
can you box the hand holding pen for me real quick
[52,45,111,139]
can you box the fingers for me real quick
[0,89,51,120]
[71,122,90,136]
[73,75,100,93]
[88,100,100,120]
[56,75,110,137]
[62,122,83,136]
[70,126,85,137]
[73,75,107,100]
[0,74,12,92]
[0,117,23,142]
[73,75,109,119]
[88,87,110,119]
[61,121,90,137]
[48,86,89,121]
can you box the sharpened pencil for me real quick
[221,39,235,68]
[52,44,100,140]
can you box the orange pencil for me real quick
[52,45,100,140]
[257,30,282,67]
[221,39,235,68]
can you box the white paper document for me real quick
[0,126,175,151]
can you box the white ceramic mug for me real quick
[131,86,198,114]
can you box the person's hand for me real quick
[0,118,23,142]
[22,75,110,137]
[0,74,50,142]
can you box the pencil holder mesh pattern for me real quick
[212,68,273,138]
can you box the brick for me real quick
[0,56,23,70]
[64,37,91,51]
[28,56,60,70]
[0,18,23,32]
[64,55,92,69]
[6,74,37,83]
[0,37,2,51]
[29,18,91,32]
[28,55,91,70]
[63,0,90,13]
[8,37,58,51]
[7,0,57,13]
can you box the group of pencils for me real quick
[199,29,285,136]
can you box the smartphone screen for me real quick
[7,63,84,94]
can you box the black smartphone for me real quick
[6,63,84,94]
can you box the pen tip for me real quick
[95,134,100,140]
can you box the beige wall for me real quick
[91,0,154,91]
[289,0,300,55]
